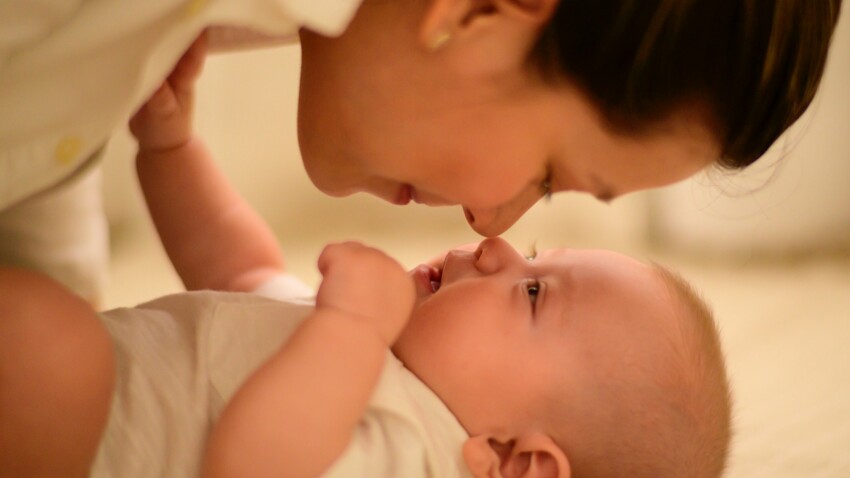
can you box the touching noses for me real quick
[473,237,523,274]
[463,190,541,237]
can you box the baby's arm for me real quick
[203,242,415,478]
[130,35,283,292]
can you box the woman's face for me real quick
[297,1,720,237]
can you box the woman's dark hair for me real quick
[532,0,843,168]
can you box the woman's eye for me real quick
[540,176,553,201]
[539,165,555,201]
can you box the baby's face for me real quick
[393,237,678,434]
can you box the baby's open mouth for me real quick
[412,263,443,297]
[428,264,445,294]
[430,265,442,293]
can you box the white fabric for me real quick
[91,274,470,478]
[0,0,362,209]
[0,164,107,303]
[251,271,316,302]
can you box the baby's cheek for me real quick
[391,312,437,362]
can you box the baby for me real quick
[0,43,732,478]
[80,237,730,478]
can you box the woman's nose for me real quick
[463,191,540,237]
[474,237,522,274]
[464,207,522,237]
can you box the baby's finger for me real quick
[129,85,173,135]
[150,83,179,113]
[169,33,208,92]
[317,242,349,276]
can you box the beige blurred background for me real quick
[100,9,850,478]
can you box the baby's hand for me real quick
[129,34,207,153]
[315,242,415,345]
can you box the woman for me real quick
[1,0,842,304]
[294,0,844,236]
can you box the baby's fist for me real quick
[129,34,206,152]
[316,242,415,345]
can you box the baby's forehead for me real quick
[537,247,648,271]
[538,248,676,313]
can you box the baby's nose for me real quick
[474,237,520,274]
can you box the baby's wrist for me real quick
[136,135,198,160]
[313,305,397,348]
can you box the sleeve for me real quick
[0,0,84,65]
[205,26,294,53]
[321,412,430,478]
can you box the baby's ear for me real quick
[462,433,571,478]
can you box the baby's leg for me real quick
[0,267,114,477]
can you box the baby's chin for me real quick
[389,326,413,363]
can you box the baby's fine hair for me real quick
[531,0,843,168]
[650,265,733,478]
[552,264,732,478]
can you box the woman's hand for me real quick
[316,242,415,346]
[129,33,207,153]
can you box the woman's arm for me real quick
[203,242,415,478]
[131,35,283,292]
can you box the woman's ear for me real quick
[419,0,559,52]
[463,433,571,478]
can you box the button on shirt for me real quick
[0,0,362,209]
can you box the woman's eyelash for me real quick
[540,176,552,201]
[525,243,538,261]
[540,165,554,201]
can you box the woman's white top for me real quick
[0,0,361,209]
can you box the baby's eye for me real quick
[526,280,541,309]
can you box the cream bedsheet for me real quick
[677,258,850,477]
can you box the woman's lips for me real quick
[431,266,442,292]
[395,184,412,205]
